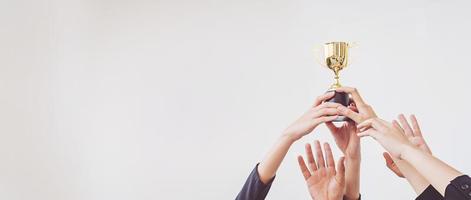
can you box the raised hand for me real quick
[283,92,341,141]
[297,141,346,200]
[357,117,413,159]
[326,105,361,200]
[258,93,342,184]
[358,117,462,195]
[326,117,360,159]
[334,87,377,124]
[383,114,432,178]
[395,114,431,154]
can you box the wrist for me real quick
[346,157,361,167]
[345,151,361,161]
[280,133,297,144]
[400,144,419,161]
[344,158,360,200]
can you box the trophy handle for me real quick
[347,42,358,65]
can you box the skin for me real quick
[383,114,433,195]
[257,92,341,184]
[356,117,463,195]
[297,141,346,200]
[327,86,378,200]
[334,87,377,124]
[326,106,361,200]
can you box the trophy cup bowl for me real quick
[322,42,351,122]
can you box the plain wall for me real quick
[1,0,471,199]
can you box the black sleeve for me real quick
[416,185,443,200]
[235,163,275,200]
[343,194,361,200]
[444,175,471,200]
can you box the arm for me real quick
[257,134,295,183]
[401,145,462,195]
[237,92,341,199]
[344,158,361,200]
[328,87,378,200]
[332,88,437,197]
[257,92,340,183]
[357,118,463,196]
[386,155,431,194]
[326,121,361,200]
[383,115,434,195]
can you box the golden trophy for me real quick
[318,41,352,121]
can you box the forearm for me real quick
[402,145,462,195]
[257,134,295,184]
[394,160,430,194]
[344,158,361,200]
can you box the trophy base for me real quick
[326,89,350,122]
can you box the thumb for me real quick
[357,129,376,138]
[383,152,394,167]
[383,152,405,178]
[326,122,340,135]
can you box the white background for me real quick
[1,0,471,199]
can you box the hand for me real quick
[283,92,341,141]
[335,87,376,124]
[326,107,360,159]
[383,114,432,178]
[297,141,345,200]
[357,117,415,159]
[257,93,341,184]
[395,114,431,154]
[326,105,361,200]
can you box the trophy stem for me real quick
[330,68,342,89]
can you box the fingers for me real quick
[311,102,342,120]
[324,143,336,169]
[383,152,394,166]
[314,140,326,168]
[297,156,311,180]
[305,143,317,172]
[337,105,362,123]
[335,157,346,183]
[382,152,405,178]
[348,104,359,112]
[314,115,339,124]
[313,92,335,107]
[356,118,390,138]
[315,102,342,110]
[335,87,366,107]
[398,114,413,137]
[357,118,388,133]
[313,108,339,118]
[392,120,404,132]
[357,129,375,137]
[410,114,423,137]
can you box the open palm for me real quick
[399,115,431,154]
[298,141,345,200]
[384,114,431,177]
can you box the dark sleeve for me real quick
[235,163,275,200]
[444,175,471,200]
[343,194,361,200]
[416,185,443,200]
